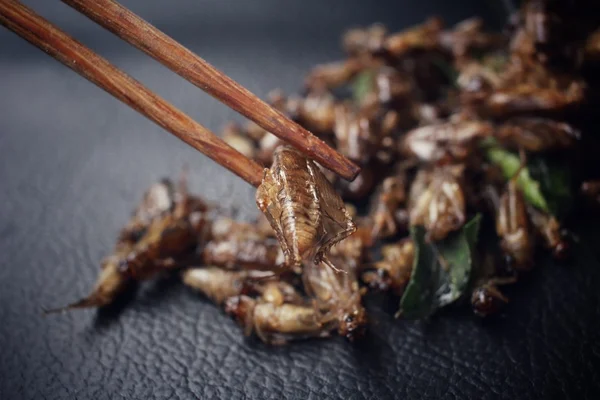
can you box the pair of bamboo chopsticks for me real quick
[0,0,360,187]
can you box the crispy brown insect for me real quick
[225,295,329,345]
[496,174,535,271]
[368,175,407,239]
[44,246,135,313]
[182,267,254,305]
[305,58,366,91]
[333,103,381,163]
[438,17,506,66]
[329,225,372,269]
[256,281,306,306]
[255,132,284,166]
[457,62,502,102]
[221,122,257,159]
[526,206,569,260]
[118,178,177,244]
[495,118,579,152]
[47,175,209,312]
[303,256,367,341]
[342,23,388,56]
[117,194,208,280]
[382,17,444,58]
[473,81,586,117]
[400,120,493,164]
[256,146,356,271]
[408,165,467,241]
[209,216,264,242]
[362,239,414,295]
[202,237,285,272]
[471,277,517,317]
[294,89,338,134]
[358,67,412,110]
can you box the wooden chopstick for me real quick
[61,0,361,182]
[0,0,264,187]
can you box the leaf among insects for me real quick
[398,214,481,319]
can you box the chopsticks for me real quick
[0,0,361,187]
[0,0,264,187]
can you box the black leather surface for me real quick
[1,1,600,399]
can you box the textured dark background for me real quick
[1,1,600,399]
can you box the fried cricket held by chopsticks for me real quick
[255,145,356,272]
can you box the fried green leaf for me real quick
[398,215,481,319]
[485,146,549,212]
[351,70,376,102]
[527,157,573,217]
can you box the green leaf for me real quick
[485,146,550,212]
[398,215,482,319]
[351,70,375,102]
[527,157,573,217]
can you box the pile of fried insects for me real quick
[48,1,600,345]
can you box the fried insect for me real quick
[182,267,254,305]
[409,166,467,241]
[400,120,493,164]
[471,277,517,317]
[368,175,407,239]
[362,239,414,295]
[472,81,586,117]
[527,206,569,260]
[44,246,135,313]
[202,237,285,272]
[256,281,306,306]
[305,58,366,91]
[221,122,257,159]
[118,178,177,244]
[225,295,330,345]
[47,175,209,312]
[457,62,502,102]
[382,17,444,58]
[343,23,388,56]
[293,89,337,134]
[439,17,506,66]
[495,118,579,152]
[303,257,367,341]
[209,216,264,242]
[333,103,381,163]
[53,9,598,338]
[359,67,412,110]
[496,174,535,271]
[255,132,284,166]
[117,189,208,280]
[329,225,373,269]
[256,146,356,270]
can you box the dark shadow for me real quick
[93,282,139,329]
[136,272,183,306]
